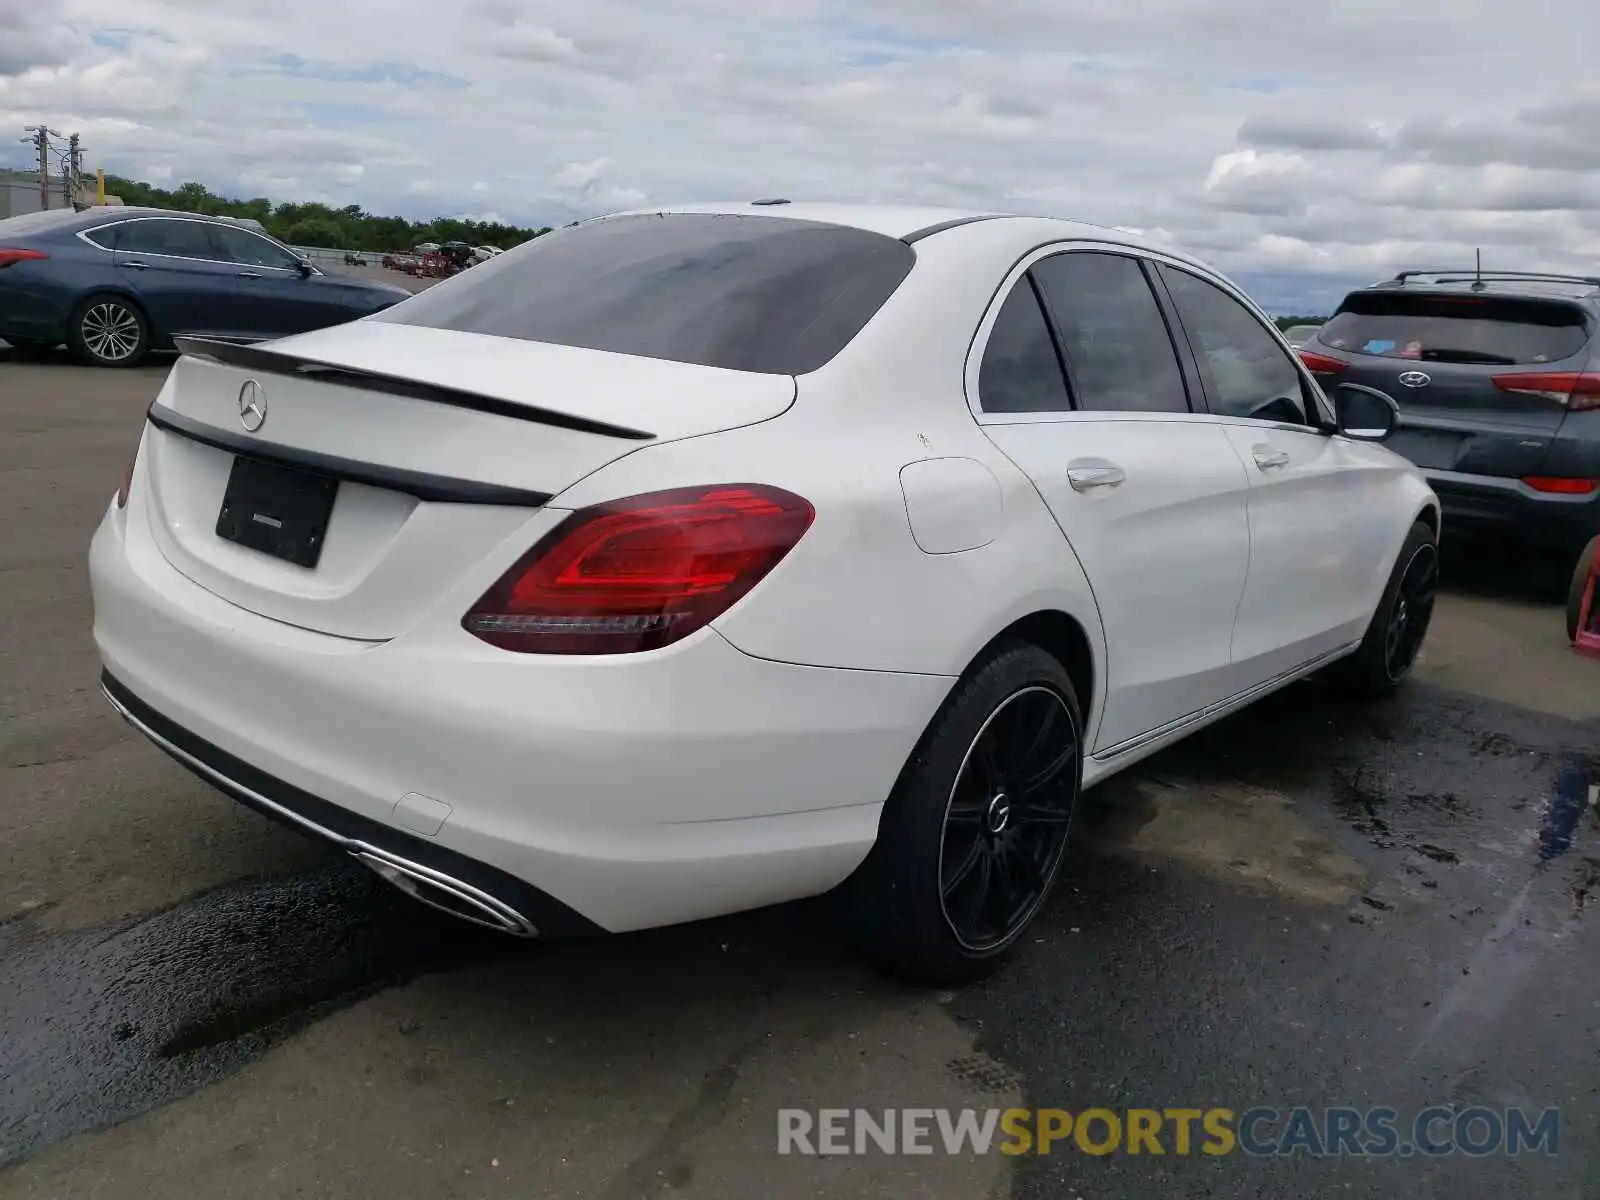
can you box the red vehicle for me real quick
[1570,535,1599,654]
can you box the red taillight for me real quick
[1492,371,1600,411]
[1298,350,1347,375]
[1521,476,1599,495]
[463,484,815,654]
[0,248,47,269]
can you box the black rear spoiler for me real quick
[172,335,656,441]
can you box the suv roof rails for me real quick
[1390,268,1600,289]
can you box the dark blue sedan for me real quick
[0,207,411,367]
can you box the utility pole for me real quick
[64,133,81,207]
[22,124,59,210]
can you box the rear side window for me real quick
[109,219,221,260]
[1032,252,1188,414]
[978,279,1072,413]
[1319,293,1591,365]
[374,213,916,375]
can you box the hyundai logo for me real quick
[238,380,267,432]
[1397,371,1431,389]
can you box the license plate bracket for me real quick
[215,456,338,568]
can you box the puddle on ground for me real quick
[1536,758,1598,864]
[0,863,511,1166]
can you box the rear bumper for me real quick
[0,274,70,342]
[1425,469,1600,555]
[89,492,951,934]
[100,670,587,936]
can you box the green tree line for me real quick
[104,176,552,253]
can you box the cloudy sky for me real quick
[4,0,1599,311]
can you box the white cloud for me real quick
[551,158,611,190]
[0,0,1593,308]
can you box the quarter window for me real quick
[978,279,1072,413]
[109,219,220,261]
[1159,266,1316,426]
[208,225,301,270]
[1032,252,1188,414]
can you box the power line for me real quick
[17,124,82,209]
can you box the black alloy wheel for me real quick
[840,641,1085,984]
[1383,541,1438,682]
[939,685,1078,952]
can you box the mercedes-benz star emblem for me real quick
[238,380,267,432]
[1397,371,1431,389]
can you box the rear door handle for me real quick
[1252,448,1291,471]
[121,260,147,270]
[1066,462,1126,492]
[236,271,261,279]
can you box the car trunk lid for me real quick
[137,323,795,641]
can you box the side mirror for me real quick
[295,256,314,278]
[1334,383,1400,442]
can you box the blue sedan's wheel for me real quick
[70,295,149,368]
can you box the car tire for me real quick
[68,294,149,368]
[838,641,1084,985]
[1567,536,1598,645]
[1328,520,1439,697]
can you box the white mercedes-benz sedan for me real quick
[89,202,1439,981]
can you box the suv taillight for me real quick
[1298,350,1347,375]
[0,248,47,270]
[1521,476,1598,495]
[1492,371,1600,412]
[462,484,815,655]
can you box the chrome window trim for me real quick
[75,215,302,273]
[965,239,1334,429]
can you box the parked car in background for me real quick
[0,207,411,366]
[1300,269,1600,564]
[91,203,1438,982]
[1283,323,1322,349]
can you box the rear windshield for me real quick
[375,213,917,375]
[1318,292,1591,365]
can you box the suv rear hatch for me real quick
[134,210,916,642]
[1304,288,1596,478]
[139,324,795,640]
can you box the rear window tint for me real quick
[374,213,916,375]
[1319,293,1591,365]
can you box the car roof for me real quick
[76,206,259,226]
[1355,272,1600,306]
[596,200,1204,263]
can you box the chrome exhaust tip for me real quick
[352,847,538,937]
